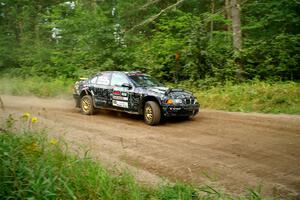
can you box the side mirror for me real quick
[121,83,132,89]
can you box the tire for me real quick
[80,95,94,115]
[144,101,161,125]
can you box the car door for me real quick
[110,72,134,111]
[92,72,112,107]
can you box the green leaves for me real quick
[0,0,299,83]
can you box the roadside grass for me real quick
[0,76,299,114]
[193,81,300,114]
[0,114,275,200]
[0,76,73,98]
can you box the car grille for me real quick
[183,98,194,104]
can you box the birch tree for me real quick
[231,0,242,50]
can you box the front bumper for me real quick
[162,104,200,117]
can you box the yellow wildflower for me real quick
[50,138,58,145]
[25,142,40,153]
[31,142,39,151]
[22,112,30,120]
[31,117,38,124]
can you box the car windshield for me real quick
[129,74,163,87]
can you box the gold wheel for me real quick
[80,95,94,115]
[82,98,91,112]
[144,101,161,125]
[145,106,153,123]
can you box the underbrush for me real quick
[0,76,299,114]
[0,114,273,200]
[194,81,300,114]
[0,76,73,98]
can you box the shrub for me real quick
[195,81,300,114]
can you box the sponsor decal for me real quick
[121,92,128,97]
[113,91,121,95]
[113,96,128,101]
[113,91,128,97]
[97,75,110,85]
[112,100,128,108]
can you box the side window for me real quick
[111,73,129,86]
[90,76,97,84]
[96,73,111,86]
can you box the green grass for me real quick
[0,120,274,200]
[0,76,73,98]
[194,81,300,114]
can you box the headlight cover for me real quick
[166,99,174,104]
[174,99,183,104]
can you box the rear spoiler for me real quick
[75,77,88,86]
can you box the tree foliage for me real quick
[0,0,299,84]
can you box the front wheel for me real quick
[80,95,94,115]
[144,101,161,125]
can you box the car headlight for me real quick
[194,98,198,104]
[166,99,174,104]
[166,99,182,104]
[174,99,183,104]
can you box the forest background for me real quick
[0,1,300,199]
[0,0,299,114]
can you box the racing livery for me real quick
[73,71,200,125]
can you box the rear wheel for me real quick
[80,95,94,115]
[144,101,161,125]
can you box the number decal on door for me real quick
[112,88,129,108]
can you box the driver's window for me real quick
[111,73,129,87]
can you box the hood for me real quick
[147,86,169,94]
[147,86,194,99]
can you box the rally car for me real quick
[73,71,199,125]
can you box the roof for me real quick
[95,71,144,75]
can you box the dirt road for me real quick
[1,95,300,198]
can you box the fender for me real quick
[139,95,162,114]
[80,89,97,108]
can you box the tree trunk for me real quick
[14,4,25,45]
[0,96,4,110]
[90,0,97,10]
[35,5,42,42]
[225,0,232,32]
[231,0,242,51]
[210,0,215,40]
